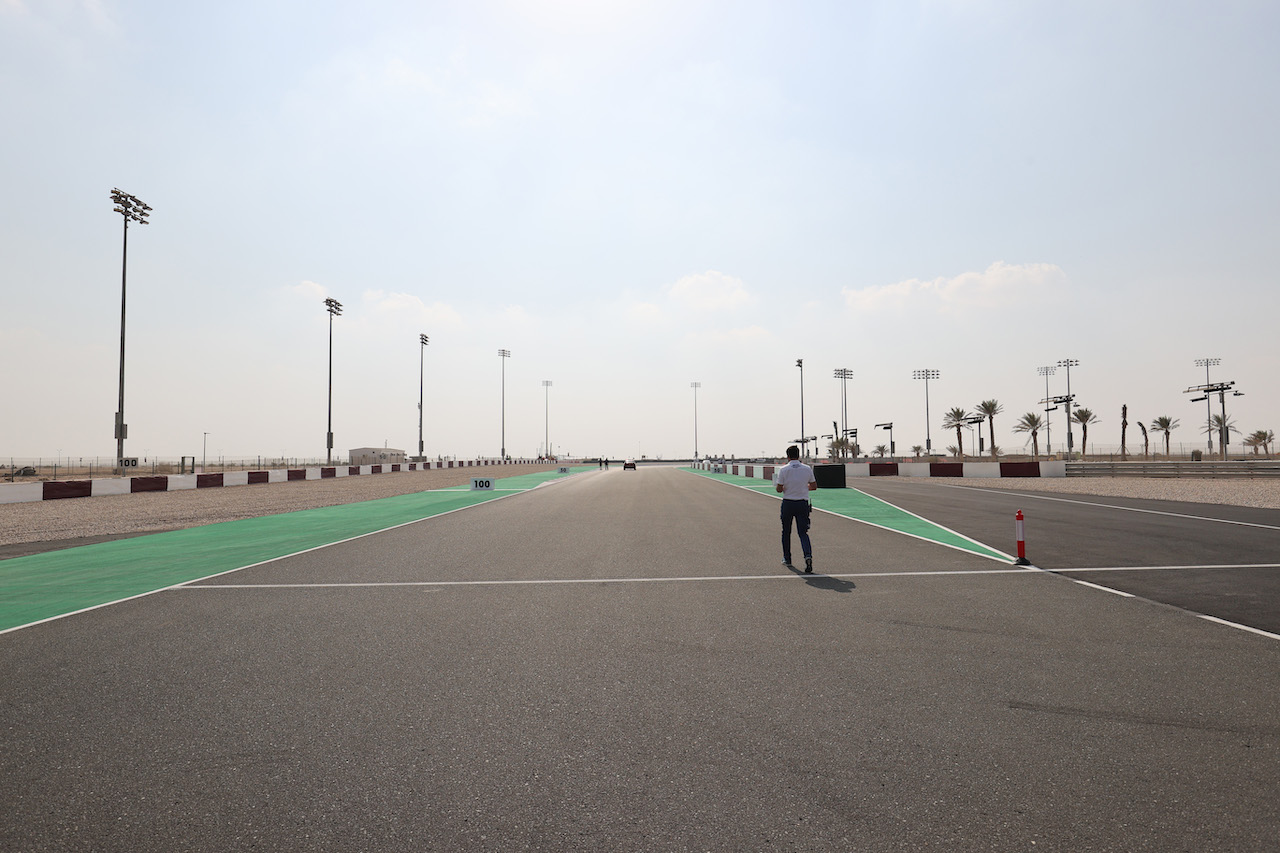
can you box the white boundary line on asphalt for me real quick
[183,567,1041,589]
[686,470,1016,564]
[1056,563,1280,572]
[925,482,1280,531]
[1193,614,1280,641]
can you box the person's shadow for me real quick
[783,563,856,593]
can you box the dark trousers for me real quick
[780,499,812,562]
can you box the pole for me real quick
[924,373,931,452]
[1219,390,1228,460]
[691,382,701,459]
[498,349,510,459]
[116,215,128,471]
[419,340,425,459]
[543,380,552,458]
[797,359,805,456]
[327,309,334,464]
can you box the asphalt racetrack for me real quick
[2,465,1278,851]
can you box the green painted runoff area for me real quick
[684,467,1011,562]
[0,468,588,633]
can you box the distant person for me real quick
[774,444,817,573]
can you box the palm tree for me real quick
[1013,412,1043,459]
[942,407,970,458]
[874,444,888,458]
[1206,414,1239,457]
[1073,408,1100,459]
[1150,416,1180,457]
[1120,404,1128,460]
[1138,421,1149,458]
[1248,428,1276,457]
[974,399,1003,459]
[1244,430,1266,456]
[910,444,925,460]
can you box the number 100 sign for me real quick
[471,478,494,491]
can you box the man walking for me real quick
[774,445,817,573]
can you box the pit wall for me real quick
[696,461,1066,481]
[0,458,542,505]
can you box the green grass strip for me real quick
[683,467,1011,562]
[0,467,590,633]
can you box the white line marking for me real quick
[685,470,1015,563]
[183,567,1041,589]
[1054,563,1280,573]
[1195,614,1280,641]
[1065,578,1136,597]
[924,482,1280,531]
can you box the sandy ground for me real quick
[0,464,563,554]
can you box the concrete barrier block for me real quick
[0,483,46,504]
[168,475,198,491]
[92,478,133,497]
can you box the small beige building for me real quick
[349,447,407,465]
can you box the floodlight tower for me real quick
[542,380,553,458]
[691,382,701,459]
[1057,358,1079,458]
[796,359,806,456]
[834,368,854,445]
[912,369,939,453]
[418,334,429,459]
[498,349,511,459]
[1194,358,1220,454]
[1037,365,1056,455]
[324,298,343,463]
[110,188,151,471]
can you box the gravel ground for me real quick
[3,466,1277,559]
[0,464,563,557]
[915,475,1280,509]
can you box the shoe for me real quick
[804,557,813,574]
[782,559,794,569]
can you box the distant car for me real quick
[623,459,637,470]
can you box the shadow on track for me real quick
[782,563,857,593]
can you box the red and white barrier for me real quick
[0,458,545,505]
[696,460,1066,480]
[1014,509,1030,565]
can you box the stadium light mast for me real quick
[834,368,854,446]
[1194,358,1220,454]
[542,380,553,458]
[912,369,939,453]
[324,298,343,463]
[796,359,806,456]
[1037,365,1056,455]
[418,334,429,459]
[691,382,701,459]
[498,349,511,459]
[110,188,150,472]
[1057,358,1079,458]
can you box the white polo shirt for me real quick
[775,459,816,500]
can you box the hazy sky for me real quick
[3,0,1276,462]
